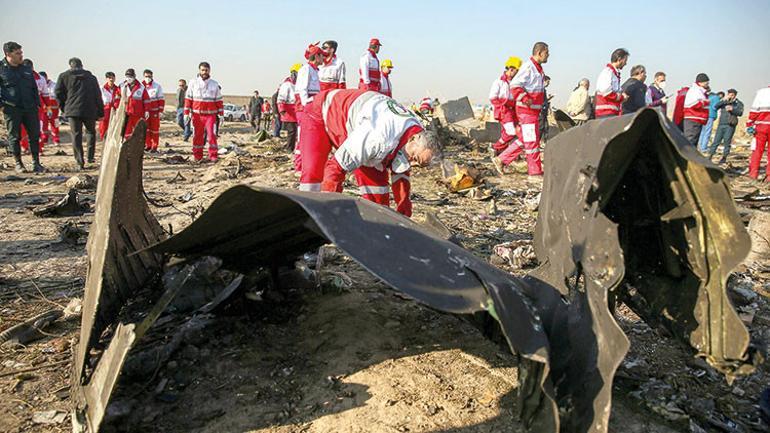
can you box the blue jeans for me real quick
[176,108,192,140]
[698,117,715,151]
[708,124,736,159]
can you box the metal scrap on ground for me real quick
[71,107,756,433]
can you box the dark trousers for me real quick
[4,107,40,160]
[69,116,97,167]
[284,121,297,151]
[708,124,736,158]
[683,120,703,147]
[273,114,282,137]
[176,108,192,140]
[250,114,261,131]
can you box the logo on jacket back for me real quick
[386,99,411,117]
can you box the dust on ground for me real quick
[0,118,768,433]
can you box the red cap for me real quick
[304,42,323,59]
[369,38,382,46]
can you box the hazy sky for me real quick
[2,0,768,108]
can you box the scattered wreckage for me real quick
[71,101,757,433]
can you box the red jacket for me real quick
[101,83,121,110]
[673,87,689,126]
[358,49,381,91]
[184,76,224,117]
[510,57,546,118]
[595,64,624,117]
[683,84,710,125]
[747,86,770,133]
[489,74,516,123]
[122,80,149,117]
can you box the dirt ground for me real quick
[1,117,769,433]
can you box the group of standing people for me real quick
[556,47,769,182]
[1,41,104,172]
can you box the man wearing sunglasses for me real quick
[319,40,346,91]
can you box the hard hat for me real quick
[505,56,522,69]
[290,63,302,73]
[382,59,394,68]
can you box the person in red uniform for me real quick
[300,88,441,217]
[142,69,164,152]
[681,73,711,147]
[39,71,60,146]
[319,40,346,91]
[359,38,381,91]
[99,72,121,140]
[504,42,549,176]
[595,48,630,118]
[121,68,149,139]
[379,59,393,97]
[294,43,324,177]
[489,56,521,168]
[19,59,47,154]
[184,61,224,162]
[747,85,770,181]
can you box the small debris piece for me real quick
[445,163,482,192]
[162,155,189,165]
[59,221,88,245]
[32,188,89,217]
[32,410,67,425]
[492,241,536,269]
[0,309,63,346]
[65,174,97,190]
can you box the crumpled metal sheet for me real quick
[527,107,753,431]
[73,105,753,433]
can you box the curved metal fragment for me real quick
[149,187,560,428]
[71,98,166,432]
[529,108,753,432]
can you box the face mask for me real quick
[144,78,152,83]
[126,77,135,84]
[658,81,667,90]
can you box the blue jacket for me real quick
[708,93,721,119]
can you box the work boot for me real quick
[14,159,28,173]
[718,156,727,165]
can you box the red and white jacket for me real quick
[380,72,392,97]
[358,49,381,91]
[311,89,422,172]
[184,76,223,117]
[45,79,59,110]
[121,80,150,117]
[510,57,545,118]
[143,80,165,116]
[748,86,770,133]
[683,84,710,125]
[489,74,515,122]
[295,63,320,111]
[277,77,297,122]
[319,55,346,91]
[101,83,121,110]
[595,64,624,117]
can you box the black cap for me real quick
[728,88,737,94]
[125,68,135,77]
[696,73,710,83]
